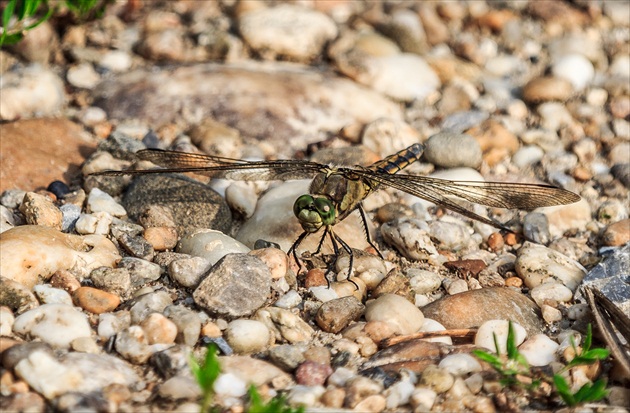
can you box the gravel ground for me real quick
[1,1,629,412]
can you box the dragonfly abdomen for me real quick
[370,143,424,175]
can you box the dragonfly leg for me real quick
[314,227,329,255]
[358,205,384,259]
[288,231,310,274]
[331,231,359,290]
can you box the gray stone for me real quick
[123,174,232,235]
[423,132,482,169]
[523,212,551,245]
[193,254,271,318]
[315,296,365,334]
[163,305,202,346]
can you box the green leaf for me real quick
[506,321,518,359]
[472,349,504,371]
[2,0,17,30]
[0,32,23,46]
[583,323,592,352]
[553,375,576,406]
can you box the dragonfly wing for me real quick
[91,149,325,181]
[362,172,580,210]
[351,170,580,230]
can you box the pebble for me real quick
[521,76,573,104]
[345,376,384,408]
[274,289,302,309]
[98,50,133,72]
[19,192,62,229]
[163,305,202,346]
[225,182,257,219]
[238,4,337,62]
[220,355,291,387]
[438,353,482,376]
[537,198,591,238]
[315,296,365,334]
[429,220,472,251]
[518,334,559,366]
[0,66,65,121]
[13,304,92,349]
[295,360,333,386]
[0,306,15,335]
[59,203,81,232]
[423,132,482,169]
[0,277,39,314]
[420,365,455,394]
[97,311,130,339]
[474,320,527,353]
[410,387,437,411]
[361,118,423,158]
[89,267,132,297]
[541,304,563,324]
[419,318,452,345]
[407,269,443,295]
[381,218,438,261]
[268,344,305,371]
[114,326,152,364]
[530,282,573,307]
[14,350,83,399]
[1,225,120,289]
[224,319,271,354]
[421,287,544,337]
[551,54,594,91]
[168,256,211,288]
[158,375,202,400]
[254,307,314,344]
[75,212,113,235]
[364,294,424,335]
[143,226,178,251]
[512,145,545,168]
[139,313,177,344]
[71,336,101,354]
[129,290,173,324]
[522,212,551,245]
[249,247,289,280]
[118,257,162,286]
[515,242,586,292]
[32,284,73,305]
[193,254,271,318]
[87,188,127,217]
[67,63,101,89]
[122,174,232,235]
[602,219,630,246]
[178,229,250,266]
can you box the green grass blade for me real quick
[553,375,576,406]
[2,0,17,30]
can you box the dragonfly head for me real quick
[293,194,336,233]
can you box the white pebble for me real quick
[274,290,302,309]
[98,50,133,72]
[15,350,83,399]
[33,284,73,305]
[365,294,424,335]
[225,319,271,354]
[13,304,92,349]
[87,188,127,217]
[0,306,15,335]
[474,320,527,353]
[420,318,452,345]
[438,353,482,376]
[213,372,248,398]
[530,282,573,306]
[552,54,594,90]
[518,334,559,366]
[411,387,437,411]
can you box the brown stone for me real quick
[49,270,82,294]
[143,227,178,251]
[74,286,120,314]
[0,118,96,192]
[602,219,630,246]
[443,260,487,278]
[421,287,544,336]
[315,296,364,334]
[521,76,573,104]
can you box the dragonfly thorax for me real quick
[293,194,336,233]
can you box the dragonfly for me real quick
[91,143,581,285]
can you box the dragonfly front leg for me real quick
[288,231,310,275]
[330,230,359,290]
[358,205,384,259]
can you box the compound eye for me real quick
[314,197,335,225]
[293,194,314,216]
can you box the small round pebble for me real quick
[365,294,424,335]
[518,334,559,366]
[224,319,271,354]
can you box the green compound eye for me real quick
[293,195,336,232]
